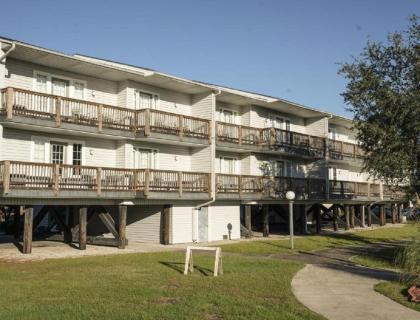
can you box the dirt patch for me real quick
[206,315,223,320]
[151,297,180,305]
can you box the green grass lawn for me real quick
[0,252,324,320]
[352,246,400,270]
[220,223,419,255]
[375,282,420,313]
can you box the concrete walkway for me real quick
[290,246,419,320]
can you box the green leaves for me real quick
[339,15,420,199]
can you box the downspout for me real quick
[192,90,221,242]
[194,89,221,209]
[0,42,16,62]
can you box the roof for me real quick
[1,36,348,119]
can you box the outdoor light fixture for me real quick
[285,191,295,249]
[119,201,134,206]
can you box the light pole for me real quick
[286,191,296,249]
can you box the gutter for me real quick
[0,41,15,62]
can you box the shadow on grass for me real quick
[159,261,214,276]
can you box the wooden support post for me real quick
[55,97,61,127]
[23,207,33,254]
[3,160,10,194]
[332,206,339,231]
[162,205,171,245]
[13,206,21,239]
[97,104,103,132]
[244,205,252,238]
[144,108,151,136]
[6,87,14,119]
[238,125,242,145]
[300,205,307,234]
[144,169,150,196]
[367,204,372,227]
[118,205,127,249]
[379,205,385,226]
[315,204,321,234]
[179,115,184,140]
[344,205,350,231]
[53,164,60,194]
[397,204,403,223]
[79,207,87,250]
[359,205,365,227]
[391,204,397,224]
[263,205,269,237]
[178,171,183,197]
[350,206,355,228]
[96,168,102,196]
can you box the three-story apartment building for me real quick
[0,38,404,254]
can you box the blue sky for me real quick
[1,0,418,116]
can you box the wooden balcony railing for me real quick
[0,88,211,141]
[216,122,325,157]
[329,139,364,160]
[216,174,326,199]
[329,180,380,198]
[0,161,210,196]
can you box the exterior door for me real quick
[273,160,284,177]
[50,142,66,164]
[198,207,208,242]
[51,78,69,97]
[133,148,156,169]
[272,116,284,129]
[221,157,236,174]
[220,109,236,124]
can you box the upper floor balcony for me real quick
[0,160,404,204]
[328,139,365,162]
[0,160,211,203]
[216,122,326,158]
[0,87,211,145]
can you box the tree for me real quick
[339,15,420,202]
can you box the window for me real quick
[73,81,85,100]
[33,140,46,163]
[133,148,157,169]
[329,167,337,181]
[134,90,158,109]
[329,128,337,140]
[285,120,291,131]
[72,144,82,166]
[219,109,237,124]
[220,157,236,174]
[51,142,66,164]
[36,74,48,93]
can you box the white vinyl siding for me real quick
[209,205,240,241]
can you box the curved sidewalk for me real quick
[292,263,419,320]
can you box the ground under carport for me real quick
[289,244,419,320]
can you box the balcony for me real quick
[216,174,326,200]
[328,139,364,161]
[0,161,211,202]
[216,122,325,158]
[383,184,405,200]
[0,87,211,144]
[329,180,380,200]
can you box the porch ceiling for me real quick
[7,42,211,95]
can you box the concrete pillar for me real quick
[344,205,350,231]
[263,205,269,237]
[360,205,365,227]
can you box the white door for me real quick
[134,91,156,110]
[220,109,237,124]
[273,161,284,177]
[220,157,236,174]
[198,207,208,242]
[52,78,69,97]
[133,148,156,169]
[272,116,284,129]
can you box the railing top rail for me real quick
[150,109,210,123]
